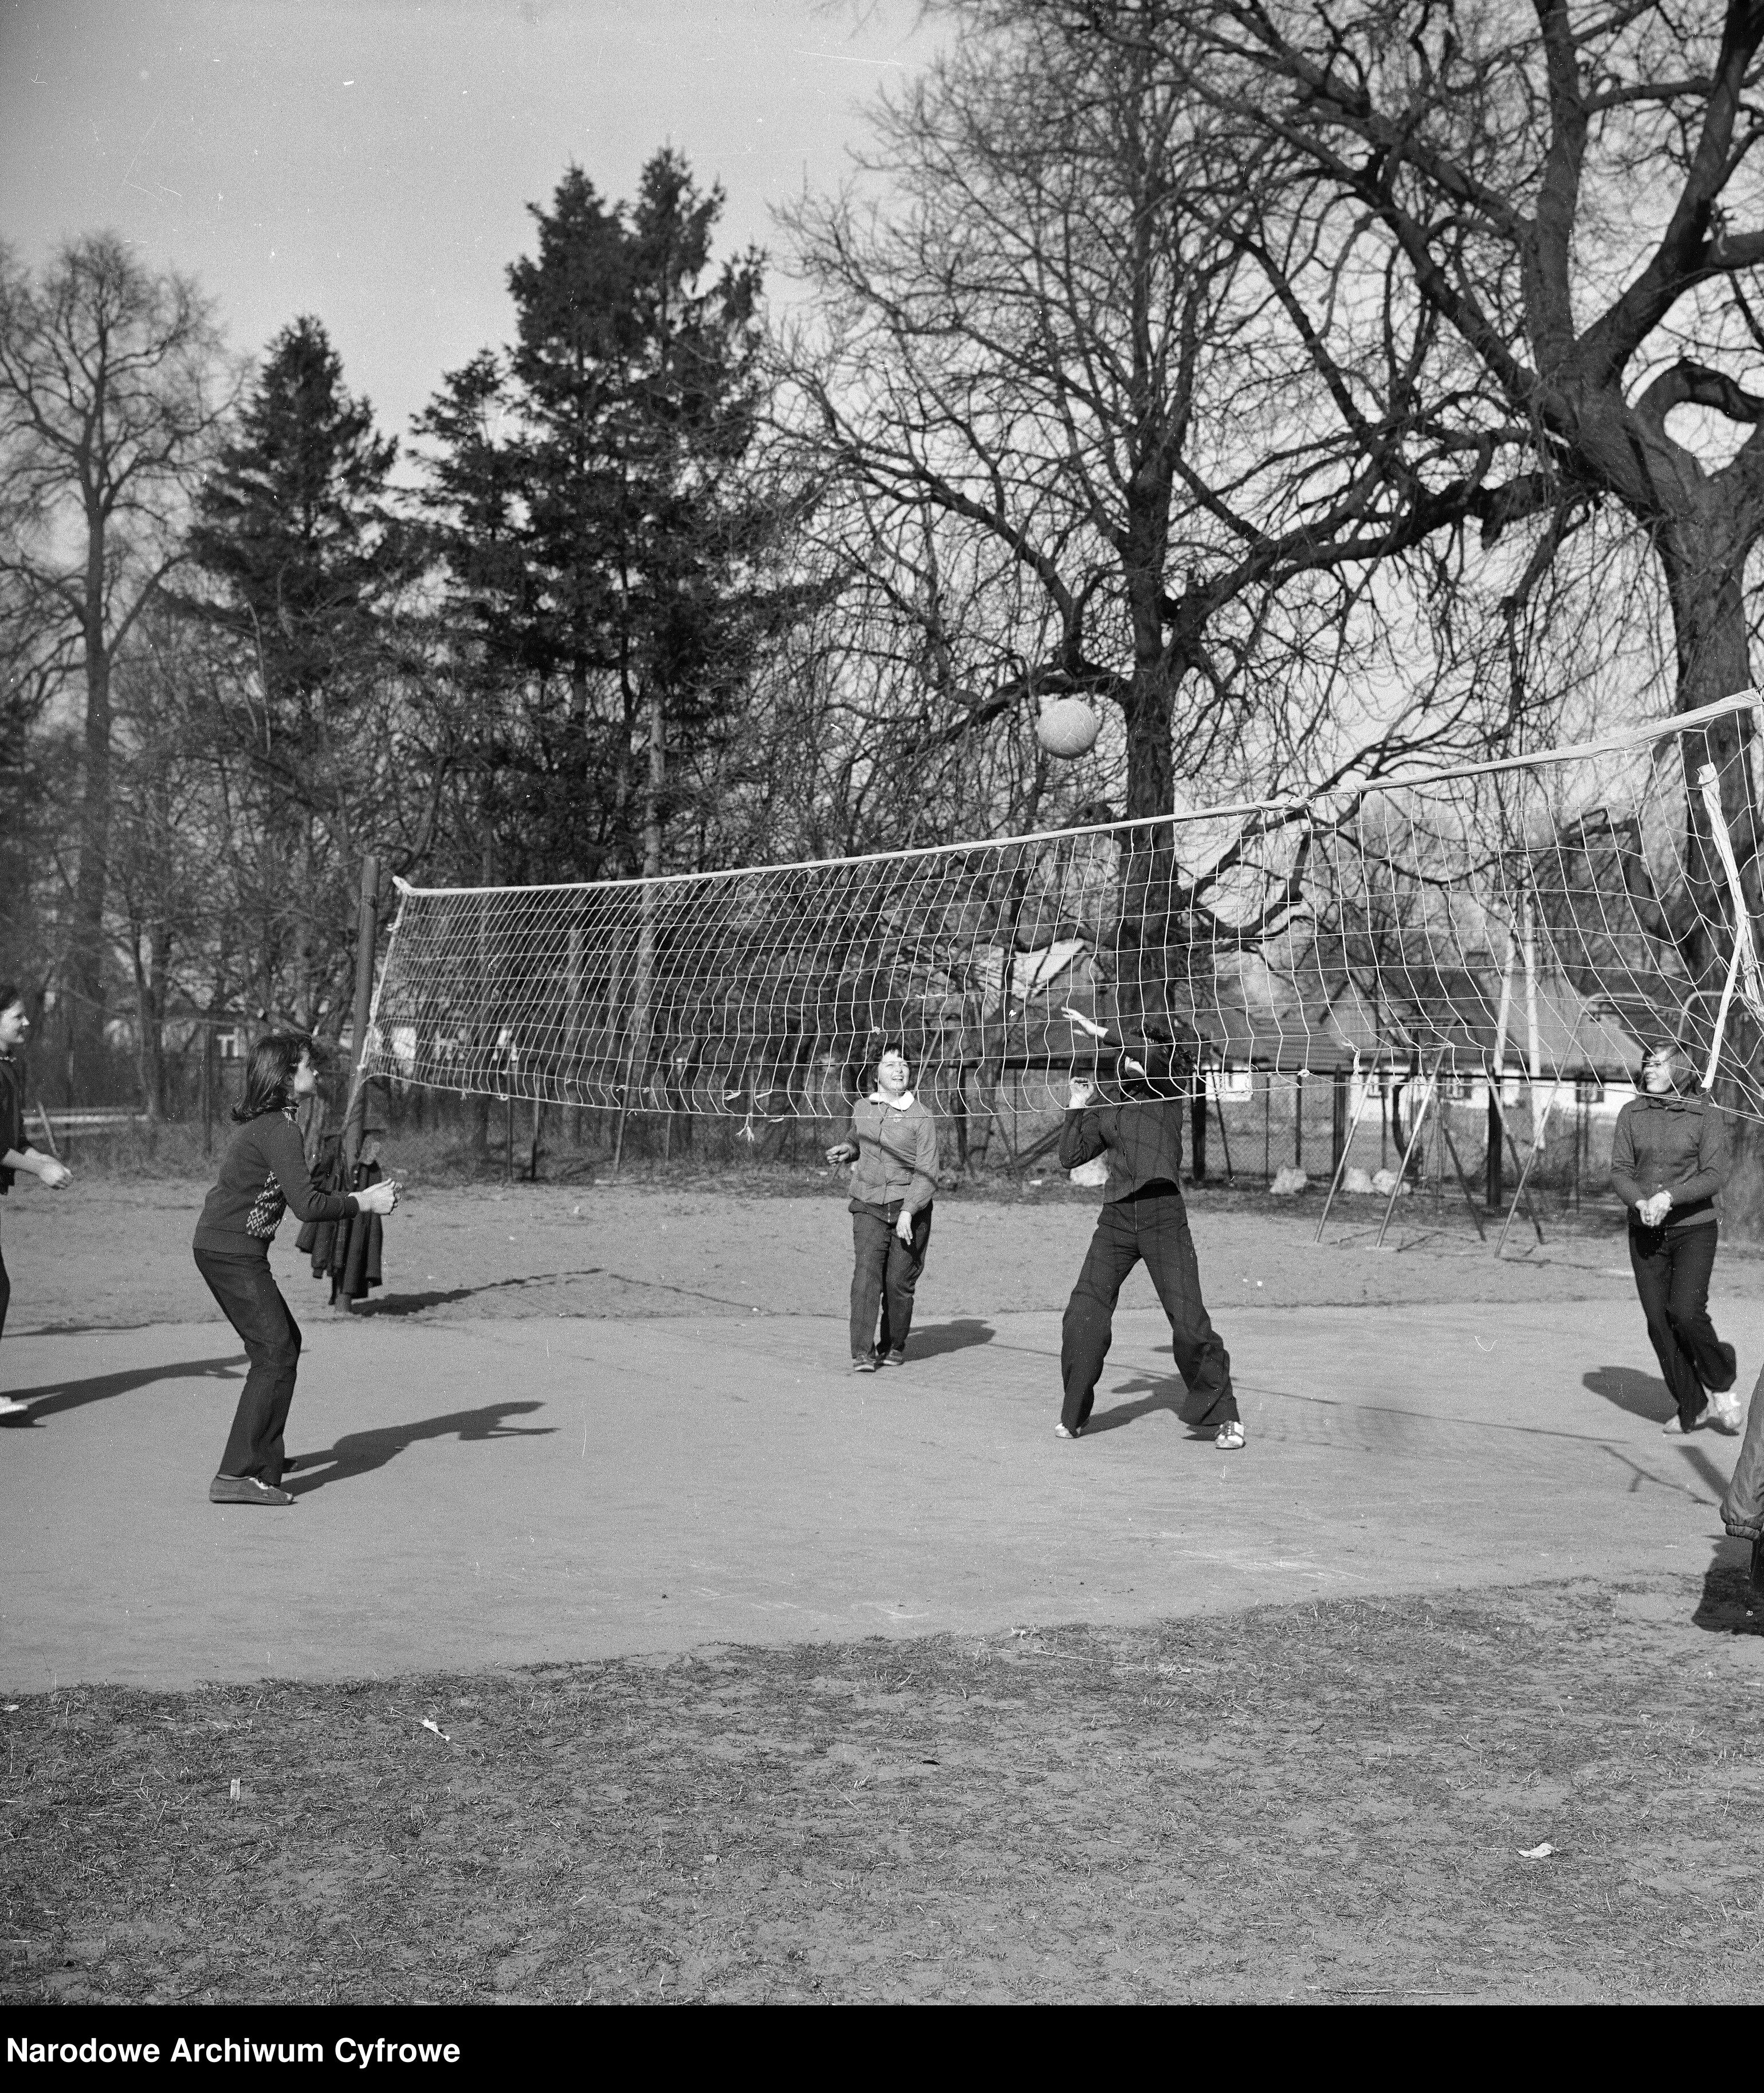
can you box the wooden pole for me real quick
[1374,1051,1443,1249]
[341,855,380,1179]
[1314,1054,1376,1240]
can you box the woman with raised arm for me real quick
[193,1033,398,1504]
[1055,1005,1241,1449]
[0,985,74,1416]
[1609,1040,1741,1438]
[826,1045,940,1372]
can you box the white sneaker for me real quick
[0,1396,29,1417]
[1706,1390,1745,1435]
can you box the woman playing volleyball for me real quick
[1609,1040,1741,1437]
[193,1033,398,1503]
[826,1045,939,1371]
[1055,1007,1241,1448]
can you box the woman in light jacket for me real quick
[1609,1042,1741,1436]
[826,1046,939,1372]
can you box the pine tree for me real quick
[180,316,417,1025]
[419,152,789,882]
[186,316,412,754]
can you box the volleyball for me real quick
[1035,695,1101,758]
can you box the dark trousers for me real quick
[0,1232,9,1353]
[1721,1362,1764,1541]
[1061,1188,1236,1433]
[850,1203,932,1360]
[1629,1220,1734,1428]
[194,1248,302,1485]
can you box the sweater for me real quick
[1058,1098,1187,1203]
[841,1092,939,1217]
[194,1108,360,1258]
[1609,1090,1730,1231]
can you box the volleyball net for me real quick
[364,693,1764,1129]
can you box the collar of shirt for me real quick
[867,1089,915,1111]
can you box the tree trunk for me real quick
[70,612,112,1099]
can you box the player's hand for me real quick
[825,1141,855,1165]
[357,1179,399,1215]
[1060,1006,1103,1039]
[1068,1078,1096,1108]
[35,1157,72,1190]
[894,1211,915,1244]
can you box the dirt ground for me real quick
[5,1576,1761,2005]
[0,1167,1683,1337]
[4,1172,1761,2005]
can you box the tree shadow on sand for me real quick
[0,1354,243,1427]
[285,1400,555,1494]
[1582,1364,1674,1423]
[1692,1533,1764,1635]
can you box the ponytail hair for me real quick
[232,1032,324,1123]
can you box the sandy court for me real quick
[1,1197,1755,1689]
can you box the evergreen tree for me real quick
[419,151,790,881]
[179,317,418,1025]
[186,316,412,764]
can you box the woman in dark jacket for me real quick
[194,1034,398,1504]
[1055,1010,1241,1448]
[1609,1043,1741,1435]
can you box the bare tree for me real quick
[0,235,232,1089]
[781,0,1518,833]
[1094,0,1764,1211]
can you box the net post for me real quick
[1695,761,1764,1089]
[341,854,380,1180]
[1495,1012,1584,1258]
[1314,1051,1374,1242]
[1374,1050,1443,1248]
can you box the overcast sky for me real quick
[1,0,930,441]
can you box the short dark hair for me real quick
[0,983,22,1019]
[1641,1040,1698,1093]
[232,1032,325,1122]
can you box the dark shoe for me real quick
[850,1355,879,1374]
[882,1349,906,1368]
[209,1474,294,1506]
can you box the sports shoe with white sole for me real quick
[209,1474,294,1506]
[1706,1390,1745,1434]
[0,1396,29,1417]
[1215,1420,1247,1450]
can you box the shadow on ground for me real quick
[1081,1373,1213,1437]
[0,1355,243,1427]
[900,1318,995,1360]
[1584,1364,1673,1423]
[285,1400,554,1494]
[349,1271,604,1317]
[1694,1533,1764,1635]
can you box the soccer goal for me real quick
[364,693,1764,1144]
